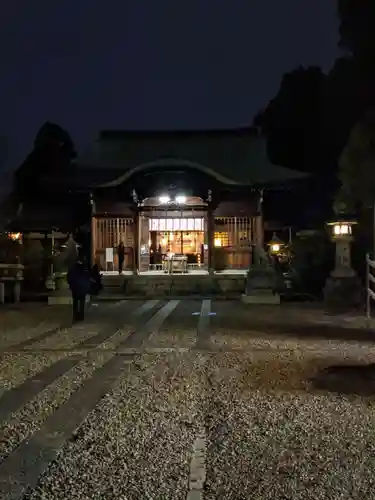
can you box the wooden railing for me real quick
[366,253,375,318]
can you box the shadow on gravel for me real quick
[259,323,375,344]
[219,318,375,344]
[311,363,375,396]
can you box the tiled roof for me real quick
[78,127,307,187]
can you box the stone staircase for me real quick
[100,274,245,298]
[101,274,125,295]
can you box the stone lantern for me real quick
[324,215,361,307]
[267,233,284,255]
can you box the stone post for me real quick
[324,220,361,308]
[13,281,21,303]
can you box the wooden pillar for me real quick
[91,216,96,266]
[116,217,120,245]
[90,194,96,268]
[133,211,139,274]
[207,205,214,273]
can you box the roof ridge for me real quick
[99,126,259,140]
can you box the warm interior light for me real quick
[214,238,222,247]
[175,195,186,204]
[159,195,170,204]
[271,243,280,253]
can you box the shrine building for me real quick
[7,126,306,276]
[88,127,306,274]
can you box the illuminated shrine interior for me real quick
[147,217,204,256]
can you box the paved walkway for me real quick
[0,300,374,499]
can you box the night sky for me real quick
[0,0,339,173]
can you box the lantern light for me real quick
[267,232,284,255]
[8,232,21,241]
[159,195,170,204]
[175,195,187,204]
[327,219,357,239]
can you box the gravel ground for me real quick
[25,323,102,351]
[2,301,375,499]
[19,344,375,500]
[99,328,132,350]
[0,352,71,395]
[203,351,375,499]
[0,352,113,461]
[25,352,206,500]
[0,305,71,350]
[211,329,375,357]
[0,305,67,325]
[148,328,197,349]
[0,323,53,349]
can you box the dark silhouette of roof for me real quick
[78,126,307,187]
[99,126,259,140]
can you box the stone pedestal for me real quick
[45,275,55,291]
[0,264,24,304]
[48,293,91,305]
[54,272,69,291]
[47,272,65,303]
[48,271,90,305]
[241,248,281,305]
[324,231,361,308]
[241,289,280,304]
[324,275,362,308]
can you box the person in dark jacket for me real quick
[90,264,102,296]
[118,242,125,274]
[67,260,91,322]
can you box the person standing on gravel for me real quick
[67,259,91,322]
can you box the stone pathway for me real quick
[0,300,374,498]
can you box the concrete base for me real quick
[241,292,280,305]
[48,293,91,305]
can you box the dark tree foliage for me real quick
[337,0,375,119]
[338,0,375,75]
[254,1,375,228]
[259,3,375,178]
[257,66,326,174]
[14,122,76,201]
[322,57,366,166]
[338,109,375,211]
